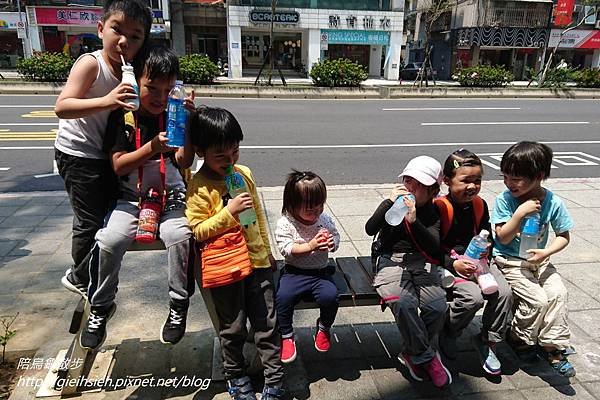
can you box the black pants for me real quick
[55,148,118,285]
[209,268,283,385]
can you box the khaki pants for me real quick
[494,255,570,350]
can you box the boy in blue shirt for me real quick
[491,141,575,377]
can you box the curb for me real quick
[2,81,600,99]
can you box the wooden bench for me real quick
[51,241,381,393]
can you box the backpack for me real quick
[433,195,485,240]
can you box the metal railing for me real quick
[483,6,550,28]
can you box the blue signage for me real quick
[322,29,390,46]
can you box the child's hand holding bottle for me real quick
[319,227,335,251]
[309,229,330,252]
[227,193,254,217]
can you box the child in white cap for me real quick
[365,155,451,388]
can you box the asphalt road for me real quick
[1,95,599,192]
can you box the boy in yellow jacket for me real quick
[185,107,284,400]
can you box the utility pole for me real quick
[16,0,31,58]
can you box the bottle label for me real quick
[522,215,540,235]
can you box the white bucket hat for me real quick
[398,155,443,186]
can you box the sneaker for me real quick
[472,334,501,375]
[281,337,297,363]
[314,329,331,353]
[160,299,189,345]
[61,269,87,298]
[546,350,576,377]
[397,353,427,382]
[261,384,285,400]
[439,335,458,360]
[80,303,116,350]
[423,351,452,388]
[226,376,256,400]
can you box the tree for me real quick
[254,0,286,86]
[412,0,460,87]
[537,0,600,86]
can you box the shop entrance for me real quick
[198,34,220,62]
[326,45,370,69]
[241,32,302,70]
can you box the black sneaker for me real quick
[227,376,256,400]
[61,269,88,298]
[80,303,116,350]
[261,384,285,400]
[439,334,458,360]
[160,299,189,345]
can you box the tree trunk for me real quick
[267,1,277,85]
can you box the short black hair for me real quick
[189,106,244,151]
[443,148,483,179]
[102,0,152,41]
[282,170,327,217]
[133,45,179,81]
[500,141,553,180]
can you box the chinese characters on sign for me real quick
[329,14,392,30]
[553,0,575,27]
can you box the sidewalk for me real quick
[2,178,600,399]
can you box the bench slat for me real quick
[336,257,376,298]
[357,256,376,280]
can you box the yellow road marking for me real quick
[0,129,57,141]
[21,110,58,118]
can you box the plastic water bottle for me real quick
[166,80,186,147]
[225,165,257,226]
[464,229,490,261]
[385,194,415,226]
[464,230,498,294]
[121,65,139,111]
[519,213,541,259]
[439,267,455,289]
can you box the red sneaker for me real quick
[397,353,427,382]
[424,351,452,388]
[281,337,297,363]
[315,329,331,352]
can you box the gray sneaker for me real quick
[61,269,88,299]
[472,334,501,375]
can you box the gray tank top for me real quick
[54,50,120,160]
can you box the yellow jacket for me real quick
[185,164,271,268]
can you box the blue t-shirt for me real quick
[491,188,573,258]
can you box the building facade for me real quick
[226,0,405,79]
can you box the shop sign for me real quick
[0,12,26,30]
[329,14,391,30]
[322,29,390,46]
[553,0,575,27]
[31,7,102,26]
[151,10,166,35]
[549,29,600,49]
[249,10,299,25]
[320,32,328,50]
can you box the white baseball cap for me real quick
[398,155,443,186]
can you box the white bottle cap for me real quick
[479,229,489,239]
[122,65,134,72]
[175,80,183,85]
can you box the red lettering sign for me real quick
[553,0,575,27]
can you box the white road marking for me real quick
[34,160,59,179]
[478,151,598,170]
[0,167,9,171]
[422,121,589,126]
[383,107,521,111]
[1,141,600,152]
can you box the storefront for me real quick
[183,1,227,62]
[548,29,600,69]
[25,6,168,56]
[227,5,403,79]
[452,27,549,80]
[0,12,26,67]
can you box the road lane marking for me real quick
[478,152,598,170]
[22,110,57,118]
[0,129,57,141]
[383,107,521,111]
[0,167,9,171]
[422,121,589,126]
[0,146,53,149]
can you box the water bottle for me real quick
[464,229,490,260]
[475,259,498,295]
[464,230,498,294]
[385,194,415,226]
[166,80,186,147]
[135,188,162,243]
[121,65,139,111]
[519,213,541,259]
[225,165,257,226]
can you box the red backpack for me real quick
[434,195,485,240]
